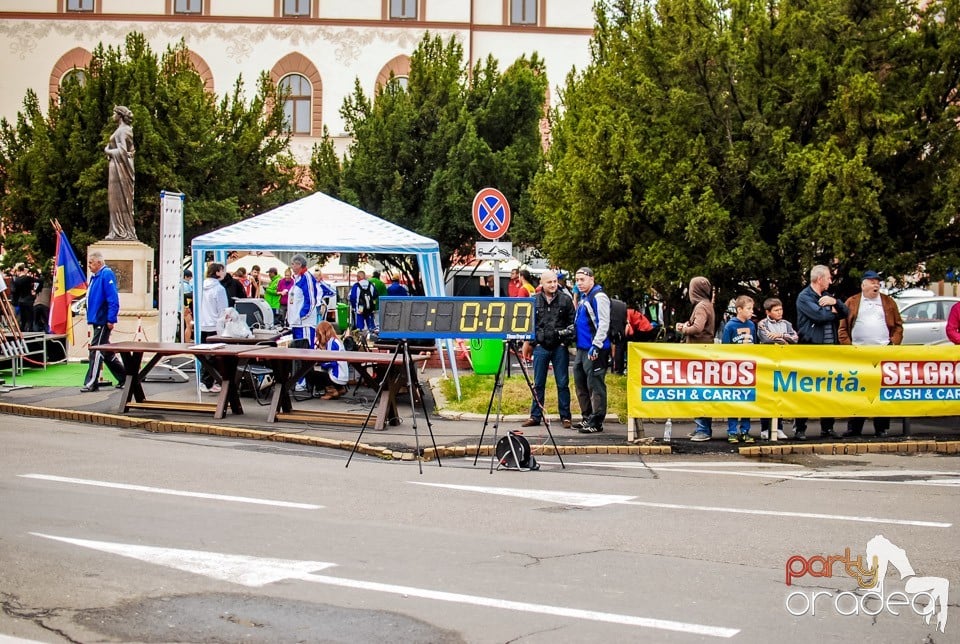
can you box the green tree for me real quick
[533,0,960,318]
[0,32,302,268]
[333,33,548,272]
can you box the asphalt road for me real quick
[1,417,957,643]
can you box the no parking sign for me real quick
[472,188,511,240]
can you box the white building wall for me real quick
[0,1,593,162]
[102,0,165,14]
[211,0,274,18]
[424,0,469,23]
[320,0,381,20]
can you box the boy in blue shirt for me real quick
[722,295,757,443]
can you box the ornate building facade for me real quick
[0,0,594,160]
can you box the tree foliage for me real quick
[533,0,960,318]
[328,33,549,274]
[0,32,303,268]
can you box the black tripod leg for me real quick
[346,343,402,468]
[487,344,510,474]
[401,341,426,475]
[513,341,565,469]
[473,343,509,467]
[406,342,441,468]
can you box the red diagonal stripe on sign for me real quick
[480,196,504,229]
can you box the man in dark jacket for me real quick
[794,264,849,439]
[220,271,246,308]
[521,270,575,429]
[81,251,126,392]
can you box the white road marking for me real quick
[32,534,739,638]
[19,474,322,510]
[412,482,952,528]
[542,461,960,488]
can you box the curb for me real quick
[739,440,960,456]
[0,402,671,459]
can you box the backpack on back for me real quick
[357,283,376,314]
[585,291,628,345]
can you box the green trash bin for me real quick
[336,302,350,332]
[469,338,504,375]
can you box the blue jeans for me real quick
[529,344,571,422]
[727,418,750,435]
[694,417,713,435]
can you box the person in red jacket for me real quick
[947,301,960,344]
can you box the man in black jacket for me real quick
[521,270,576,429]
[220,271,246,308]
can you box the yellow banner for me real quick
[626,343,960,418]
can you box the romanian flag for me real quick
[49,229,87,342]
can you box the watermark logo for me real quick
[784,535,949,633]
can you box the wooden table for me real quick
[91,342,262,419]
[241,346,427,430]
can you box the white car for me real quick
[897,296,960,345]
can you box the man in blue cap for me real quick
[838,269,903,437]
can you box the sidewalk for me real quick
[1,367,958,460]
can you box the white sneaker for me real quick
[777,429,789,440]
[199,383,210,393]
[760,430,769,440]
[209,384,222,394]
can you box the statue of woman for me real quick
[104,105,137,241]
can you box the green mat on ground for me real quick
[0,361,94,387]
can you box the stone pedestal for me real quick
[88,240,155,313]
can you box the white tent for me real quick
[190,191,459,393]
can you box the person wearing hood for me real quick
[677,276,717,442]
[198,262,228,393]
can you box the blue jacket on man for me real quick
[796,284,849,344]
[575,285,611,351]
[86,264,120,326]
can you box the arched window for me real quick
[389,76,409,92]
[279,74,312,135]
[61,69,87,87]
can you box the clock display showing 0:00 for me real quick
[378,297,535,339]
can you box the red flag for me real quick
[49,229,87,343]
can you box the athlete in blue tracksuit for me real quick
[286,254,318,348]
[572,267,611,433]
[82,251,126,391]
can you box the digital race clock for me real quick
[378,296,535,340]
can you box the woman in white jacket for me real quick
[198,262,228,393]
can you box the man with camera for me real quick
[521,270,576,429]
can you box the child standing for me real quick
[721,295,757,444]
[756,297,799,440]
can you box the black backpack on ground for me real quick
[496,431,539,471]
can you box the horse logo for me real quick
[865,535,949,633]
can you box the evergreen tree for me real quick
[333,33,548,269]
[533,0,960,316]
[0,32,302,267]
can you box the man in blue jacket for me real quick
[82,251,126,392]
[793,264,849,439]
[572,267,611,433]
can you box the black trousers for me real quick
[84,324,125,389]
